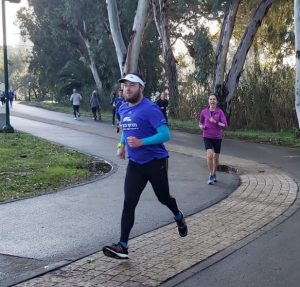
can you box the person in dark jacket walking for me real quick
[8,90,15,108]
[0,91,5,106]
[113,89,125,133]
[156,91,169,122]
[90,90,101,120]
[110,91,117,126]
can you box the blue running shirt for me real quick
[119,97,169,164]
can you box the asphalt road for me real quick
[0,103,239,286]
[162,133,300,287]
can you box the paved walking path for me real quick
[1,104,237,287]
[14,143,298,286]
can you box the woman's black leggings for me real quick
[120,158,179,243]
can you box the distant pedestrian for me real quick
[0,91,5,105]
[8,90,15,108]
[156,91,169,122]
[102,73,187,260]
[110,91,117,126]
[90,90,101,121]
[70,88,82,120]
[113,89,125,133]
[199,94,228,185]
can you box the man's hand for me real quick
[117,146,126,159]
[127,136,142,148]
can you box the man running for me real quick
[70,88,82,119]
[102,73,188,259]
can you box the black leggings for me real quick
[73,105,80,117]
[120,158,179,243]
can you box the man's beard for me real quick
[126,90,142,104]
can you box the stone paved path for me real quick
[15,145,298,287]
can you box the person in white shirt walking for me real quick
[70,88,82,119]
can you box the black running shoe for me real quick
[103,243,128,259]
[175,211,188,237]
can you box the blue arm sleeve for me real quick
[120,133,125,145]
[141,124,170,145]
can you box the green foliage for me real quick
[17,1,80,98]
[258,0,294,62]
[236,0,293,63]
[17,0,117,101]
[59,60,92,95]
[14,0,295,134]
[231,65,296,131]
[189,26,214,90]
[225,129,300,148]
[176,74,208,120]
[139,23,165,97]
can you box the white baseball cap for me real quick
[119,74,145,87]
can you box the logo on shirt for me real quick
[123,116,132,122]
[121,116,138,130]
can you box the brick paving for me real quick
[15,144,298,287]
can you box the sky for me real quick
[0,0,28,47]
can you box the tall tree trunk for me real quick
[213,0,240,107]
[78,21,104,96]
[295,0,300,131]
[224,0,273,114]
[152,0,180,117]
[124,0,149,74]
[106,0,148,76]
[106,0,127,75]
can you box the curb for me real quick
[14,150,299,287]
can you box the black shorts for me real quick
[203,138,222,154]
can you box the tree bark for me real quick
[106,0,127,75]
[224,0,273,114]
[106,0,148,76]
[152,0,180,117]
[213,0,240,103]
[295,0,300,130]
[78,21,104,96]
[124,0,149,74]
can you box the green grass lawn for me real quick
[0,132,107,202]
[225,129,300,148]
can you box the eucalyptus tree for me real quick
[17,0,118,99]
[167,0,278,116]
[106,0,149,75]
[16,0,81,97]
[138,23,165,98]
[62,0,110,96]
[149,0,227,116]
[295,0,300,131]
[238,1,293,63]
[152,0,180,116]
[211,0,274,114]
